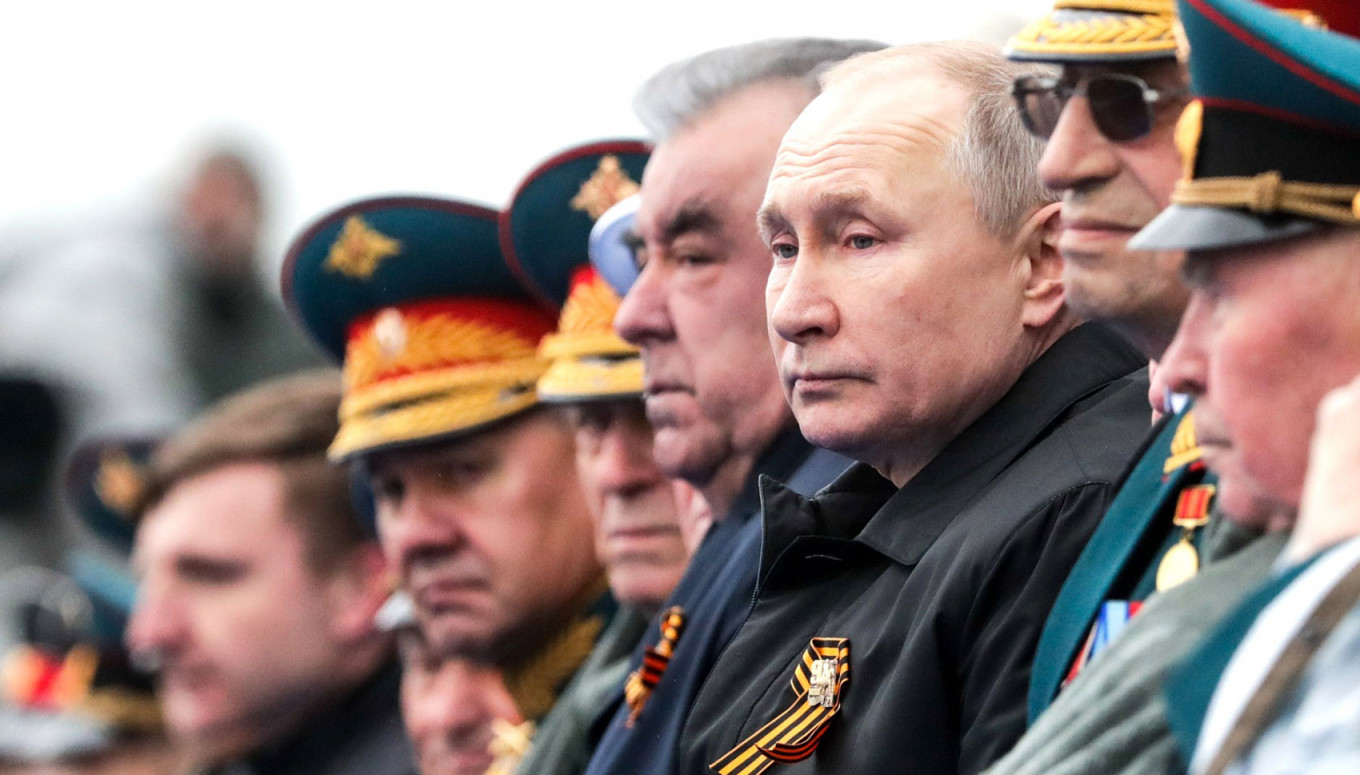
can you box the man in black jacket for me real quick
[678,41,1150,775]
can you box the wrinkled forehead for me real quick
[637,92,808,243]
[788,65,966,149]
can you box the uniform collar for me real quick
[759,323,1143,574]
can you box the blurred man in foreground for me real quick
[1123,2,1360,771]
[125,371,412,775]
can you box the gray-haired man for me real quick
[580,38,880,775]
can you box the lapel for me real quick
[1161,559,1316,767]
[1027,412,1188,722]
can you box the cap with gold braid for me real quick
[498,140,651,403]
[1131,0,1360,251]
[282,196,558,461]
[1006,0,1179,63]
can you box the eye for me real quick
[176,557,247,586]
[771,242,798,261]
[433,455,495,488]
[371,472,405,505]
[675,253,714,268]
[849,234,878,250]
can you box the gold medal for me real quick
[1155,483,1217,592]
[1157,537,1201,591]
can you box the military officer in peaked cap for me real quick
[282,194,614,754]
[980,4,1288,772]
[496,139,693,775]
[1105,2,1360,772]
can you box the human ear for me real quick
[328,542,392,643]
[1014,201,1065,329]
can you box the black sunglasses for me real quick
[1011,73,1189,142]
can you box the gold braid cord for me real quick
[503,576,611,722]
[1173,171,1360,225]
[1010,10,1175,56]
[537,357,644,401]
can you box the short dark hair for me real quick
[142,369,365,573]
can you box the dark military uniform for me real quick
[1131,1,1360,771]
[1026,409,1219,720]
[497,140,655,775]
[583,428,849,775]
[1005,0,1228,721]
[678,324,1147,775]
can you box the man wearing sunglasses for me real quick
[980,3,1289,773]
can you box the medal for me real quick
[807,657,840,707]
[1155,484,1215,592]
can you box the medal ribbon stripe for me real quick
[1173,484,1216,528]
[624,607,685,726]
[710,638,850,774]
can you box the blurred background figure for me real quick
[0,437,164,771]
[392,616,526,775]
[0,141,325,639]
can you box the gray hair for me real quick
[823,41,1057,238]
[633,38,889,141]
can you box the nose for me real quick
[767,250,837,346]
[614,259,674,347]
[1159,291,1211,399]
[593,420,663,498]
[407,663,506,748]
[376,484,464,577]
[1036,97,1121,195]
[125,575,185,666]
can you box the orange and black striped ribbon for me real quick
[623,606,685,727]
[710,637,850,774]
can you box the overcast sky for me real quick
[1,0,1051,265]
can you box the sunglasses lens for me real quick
[1086,77,1153,141]
[1015,80,1065,140]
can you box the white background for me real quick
[0,0,1051,267]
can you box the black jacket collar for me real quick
[758,323,1143,578]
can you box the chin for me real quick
[1215,474,1291,531]
[649,430,724,486]
[790,412,867,460]
[422,613,500,661]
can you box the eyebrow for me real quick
[757,188,875,245]
[660,201,722,244]
[756,202,790,244]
